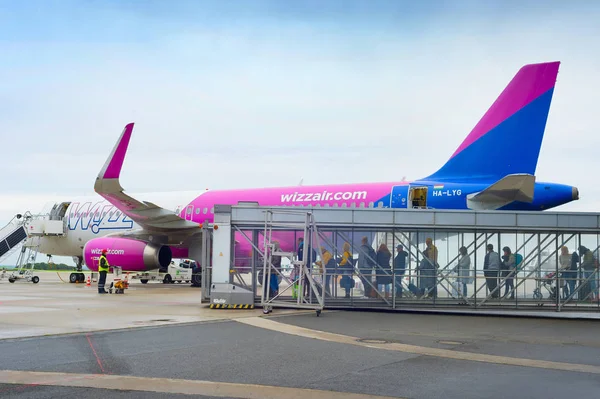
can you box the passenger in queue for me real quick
[394,245,408,298]
[501,246,516,299]
[376,243,392,299]
[297,237,317,299]
[262,241,281,301]
[565,248,579,299]
[418,237,438,298]
[558,246,571,299]
[315,246,334,296]
[483,244,501,298]
[578,246,597,301]
[455,246,471,298]
[358,236,376,298]
[271,240,282,282]
[338,242,354,298]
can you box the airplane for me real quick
[15,61,578,282]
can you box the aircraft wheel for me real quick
[77,273,86,283]
[163,274,172,284]
[69,273,78,283]
[191,274,202,287]
[32,276,40,284]
[140,279,148,284]
[8,278,15,283]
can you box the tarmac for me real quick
[1,272,600,398]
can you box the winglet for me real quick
[97,122,134,180]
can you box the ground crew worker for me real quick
[98,249,109,294]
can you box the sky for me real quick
[1,0,600,266]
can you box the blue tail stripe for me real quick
[425,88,554,182]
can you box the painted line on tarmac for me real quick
[236,316,600,375]
[0,370,403,399]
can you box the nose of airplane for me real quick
[572,186,579,200]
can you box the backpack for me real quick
[514,253,523,270]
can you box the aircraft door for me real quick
[390,185,408,208]
[408,186,428,209]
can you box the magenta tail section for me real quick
[425,61,560,182]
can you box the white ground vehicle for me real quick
[128,260,198,285]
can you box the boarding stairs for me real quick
[0,214,29,265]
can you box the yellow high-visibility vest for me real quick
[98,255,110,272]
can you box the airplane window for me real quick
[203,208,207,214]
[195,208,200,214]
[116,212,121,218]
[333,203,338,208]
[341,203,347,208]
[377,201,383,208]
[351,202,356,208]
[324,203,330,208]
[360,202,365,208]
[368,201,374,208]
[210,207,214,213]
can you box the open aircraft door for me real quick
[408,185,428,209]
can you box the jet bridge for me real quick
[207,204,600,314]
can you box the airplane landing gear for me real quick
[68,256,85,283]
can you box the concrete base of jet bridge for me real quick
[207,203,600,315]
[209,283,255,308]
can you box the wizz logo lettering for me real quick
[90,248,125,255]
[280,190,368,203]
[68,202,134,234]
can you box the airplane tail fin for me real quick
[97,122,134,181]
[424,61,560,182]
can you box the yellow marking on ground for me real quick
[0,370,403,399]
[236,316,600,375]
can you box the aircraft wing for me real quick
[466,174,535,210]
[94,123,202,239]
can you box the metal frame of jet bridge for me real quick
[206,203,600,314]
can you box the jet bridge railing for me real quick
[220,206,600,312]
